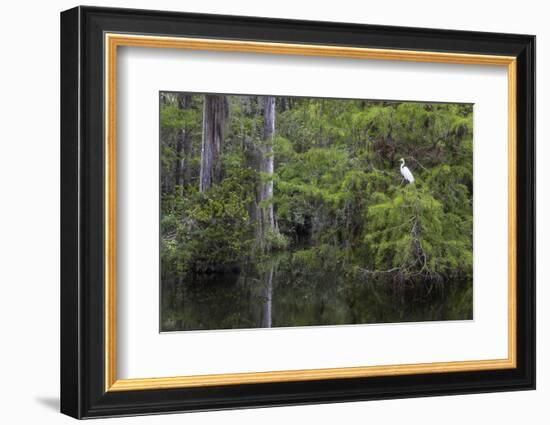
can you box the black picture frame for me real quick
[61,5,535,419]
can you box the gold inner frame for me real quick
[104,33,517,392]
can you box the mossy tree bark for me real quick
[199,95,228,192]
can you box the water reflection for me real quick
[161,258,473,332]
[261,264,274,328]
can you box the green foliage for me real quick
[160,94,473,285]
[263,227,290,252]
[364,185,471,279]
[161,168,257,274]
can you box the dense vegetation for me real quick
[160,93,473,288]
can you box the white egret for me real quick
[399,158,414,184]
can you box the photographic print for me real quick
[61,9,535,416]
[160,93,473,332]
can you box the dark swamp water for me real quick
[160,257,473,332]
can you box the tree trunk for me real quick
[259,96,275,230]
[175,94,192,189]
[199,95,228,192]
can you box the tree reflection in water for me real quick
[160,256,472,332]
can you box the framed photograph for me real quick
[60,6,535,419]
